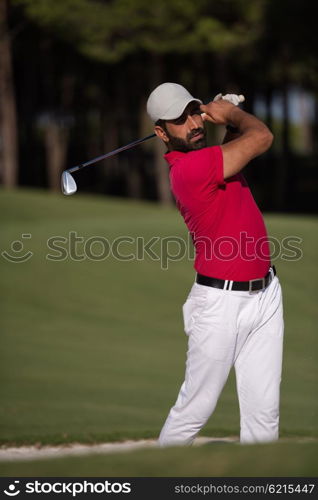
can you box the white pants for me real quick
[159,275,284,445]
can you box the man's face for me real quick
[155,102,207,153]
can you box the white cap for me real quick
[147,82,202,122]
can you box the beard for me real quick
[166,127,207,153]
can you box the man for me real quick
[146,82,284,445]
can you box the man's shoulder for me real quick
[167,146,224,192]
[165,146,221,167]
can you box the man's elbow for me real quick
[255,128,274,154]
[265,128,274,149]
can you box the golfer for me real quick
[147,83,284,445]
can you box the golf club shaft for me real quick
[68,133,156,174]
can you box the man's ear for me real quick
[154,125,169,143]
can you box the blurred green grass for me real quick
[0,188,317,447]
[1,441,317,477]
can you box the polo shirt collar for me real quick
[164,150,186,166]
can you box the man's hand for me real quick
[200,99,237,125]
[200,94,245,123]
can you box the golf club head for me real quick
[61,171,77,195]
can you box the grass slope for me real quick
[0,189,317,448]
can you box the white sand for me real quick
[0,436,237,462]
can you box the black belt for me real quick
[196,266,276,292]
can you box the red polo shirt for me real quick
[165,146,270,281]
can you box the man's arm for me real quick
[200,100,273,180]
[222,126,241,145]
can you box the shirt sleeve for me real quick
[169,146,225,208]
[181,146,224,192]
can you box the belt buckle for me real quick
[249,277,265,293]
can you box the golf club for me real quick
[61,93,245,195]
[61,133,156,195]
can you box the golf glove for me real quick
[213,93,245,105]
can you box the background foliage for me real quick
[0,0,317,210]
